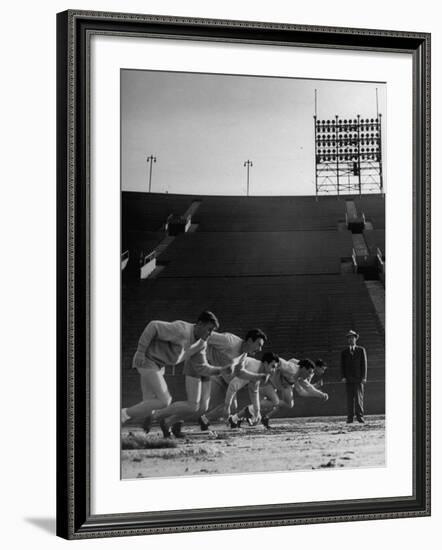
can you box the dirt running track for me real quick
[121,415,385,479]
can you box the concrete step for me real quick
[352,233,369,256]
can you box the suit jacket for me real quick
[340,346,367,382]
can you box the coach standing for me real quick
[340,330,367,424]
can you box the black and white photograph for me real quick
[120,69,386,479]
[1,0,436,545]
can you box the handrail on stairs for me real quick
[140,249,156,267]
[351,248,358,272]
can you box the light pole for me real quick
[244,160,253,196]
[146,155,157,192]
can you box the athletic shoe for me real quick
[346,418,354,424]
[198,415,210,431]
[261,416,271,429]
[142,415,152,434]
[241,406,254,426]
[356,417,365,424]
[171,421,185,438]
[159,418,171,438]
[227,415,239,429]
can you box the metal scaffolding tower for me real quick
[314,114,384,196]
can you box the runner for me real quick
[198,329,268,429]
[239,357,329,429]
[121,311,219,424]
[223,352,280,428]
[150,341,236,438]
[310,359,328,389]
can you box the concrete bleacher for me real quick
[364,229,386,254]
[122,230,164,254]
[122,274,383,361]
[193,195,349,231]
[354,194,385,229]
[122,191,385,417]
[159,231,353,276]
[122,192,386,232]
[122,192,194,232]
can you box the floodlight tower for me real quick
[314,115,383,197]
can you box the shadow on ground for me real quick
[25,517,56,535]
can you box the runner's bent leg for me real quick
[267,386,293,418]
[177,380,212,426]
[238,384,274,418]
[126,367,172,420]
[205,377,227,421]
[157,376,202,427]
[279,387,294,408]
[199,380,212,415]
[263,385,282,418]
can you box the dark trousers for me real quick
[345,382,364,420]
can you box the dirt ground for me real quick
[121,415,385,479]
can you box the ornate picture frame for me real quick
[56,10,430,539]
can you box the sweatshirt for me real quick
[132,320,196,368]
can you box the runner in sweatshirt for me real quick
[121,311,219,424]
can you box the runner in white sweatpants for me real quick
[202,329,268,428]
[121,311,220,424]
[223,352,280,428]
[151,342,235,437]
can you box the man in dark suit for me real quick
[340,330,367,424]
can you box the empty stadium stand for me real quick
[193,195,348,231]
[354,194,386,229]
[122,191,385,417]
[122,192,194,232]
[122,230,164,255]
[158,231,353,277]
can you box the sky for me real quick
[121,70,386,196]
